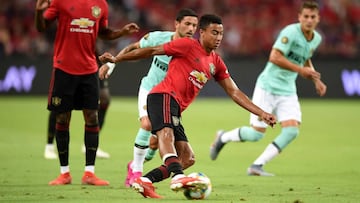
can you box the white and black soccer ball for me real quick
[183,172,212,200]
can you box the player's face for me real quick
[176,16,198,38]
[200,23,223,52]
[298,8,320,33]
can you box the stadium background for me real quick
[0,0,359,98]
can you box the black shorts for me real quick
[147,93,188,142]
[48,68,99,112]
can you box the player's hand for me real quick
[99,52,115,63]
[299,67,321,80]
[260,112,277,128]
[36,0,50,10]
[99,64,110,80]
[121,23,140,36]
[314,80,327,96]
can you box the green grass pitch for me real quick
[0,96,359,202]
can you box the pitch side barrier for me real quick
[0,56,359,98]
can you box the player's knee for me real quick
[56,112,70,124]
[84,110,98,126]
[140,118,152,131]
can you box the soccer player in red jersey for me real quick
[35,0,139,186]
[99,14,276,198]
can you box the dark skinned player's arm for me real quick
[113,45,165,63]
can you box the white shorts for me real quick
[138,87,150,119]
[250,86,301,128]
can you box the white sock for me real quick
[60,166,70,174]
[85,165,95,173]
[133,146,147,172]
[253,143,279,166]
[172,174,186,180]
[140,177,151,182]
[221,128,241,143]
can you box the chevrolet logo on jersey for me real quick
[190,70,208,83]
[189,70,208,89]
[71,18,95,28]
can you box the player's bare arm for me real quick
[304,60,327,96]
[269,48,320,80]
[98,63,111,80]
[99,45,165,64]
[34,0,51,32]
[119,41,141,55]
[98,23,139,40]
[98,42,140,80]
[218,77,277,127]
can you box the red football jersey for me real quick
[44,0,108,75]
[150,37,230,112]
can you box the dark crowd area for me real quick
[1,0,360,60]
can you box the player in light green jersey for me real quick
[210,0,327,176]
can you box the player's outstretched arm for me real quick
[99,45,165,64]
[98,23,139,40]
[98,42,140,79]
[218,77,277,127]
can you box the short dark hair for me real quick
[199,14,222,30]
[300,0,319,12]
[176,8,198,22]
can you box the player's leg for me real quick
[248,94,301,176]
[131,93,174,198]
[132,94,206,198]
[96,79,110,158]
[145,135,158,162]
[210,86,269,160]
[44,111,57,159]
[48,69,74,185]
[125,87,152,187]
[98,79,110,130]
[80,73,108,186]
[174,124,195,170]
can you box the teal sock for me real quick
[273,127,299,150]
[145,148,157,161]
[135,128,151,147]
[239,126,264,142]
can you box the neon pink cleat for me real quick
[129,172,142,186]
[124,160,133,187]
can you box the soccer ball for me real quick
[183,172,212,200]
